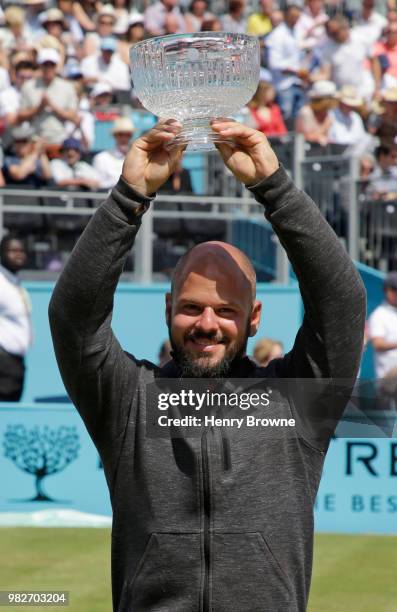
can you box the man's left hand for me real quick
[211,119,279,186]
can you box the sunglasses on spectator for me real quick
[99,19,114,25]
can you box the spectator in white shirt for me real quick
[51,137,100,189]
[316,15,375,99]
[81,37,130,92]
[353,0,387,47]
[93,116,135,189]
[267,3,307,121]
[185,0,214,33]
[366,144,397,200]
[18,47,79,149]
[0,59,35,130]
[221,0,248,34]
[144,0,186,36]
[295,0,328,50]
[0,236,33,401]
[368,272,397,378]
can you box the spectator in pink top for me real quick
[373,23,397,90]
[246,81,287,137]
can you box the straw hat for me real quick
[40,8,66,26]
[381,87,397,103]
[112,117,135,134]
[4,6,26,26]
[24,0,48,5]
[336,86,364,108]
[96,4,116,22]
[308,80,337,99]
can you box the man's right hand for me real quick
[121,120,185,196]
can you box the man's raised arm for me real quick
[48,121,185,467]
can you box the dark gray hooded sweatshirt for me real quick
[48,165,366,612]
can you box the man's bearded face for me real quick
[167,270,254,378]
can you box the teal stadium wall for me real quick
[21,282,302,402]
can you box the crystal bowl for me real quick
[130,32,260,152]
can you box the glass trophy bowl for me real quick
[130,32,260,152]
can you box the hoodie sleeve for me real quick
[248,166,367,445]
[48,177,154,482]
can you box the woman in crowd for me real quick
[0,6,33,57]
[247,80,287,137]
[253,338,284,367]
[118,14,146,65]
[72,0,103,33]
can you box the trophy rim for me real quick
[130,31,259,54]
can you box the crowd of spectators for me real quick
[0,0,396,195]
[0,0,396,274]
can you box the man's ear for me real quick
[249,300,262,337]
[165,292,172,327]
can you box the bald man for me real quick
[49,120,366,612]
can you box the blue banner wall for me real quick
[1,403,397,533]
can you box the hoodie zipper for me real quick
[201,431,211,612]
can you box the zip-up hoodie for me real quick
[48,165,366,612]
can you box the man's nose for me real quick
[195,307,219,333]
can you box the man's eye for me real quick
[218,308,235,316]
[183,304,200,313]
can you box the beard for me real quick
[168,320,250,378]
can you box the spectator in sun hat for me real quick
[57,0,84,47]
[295,80,336,145]
[3,122,52,187]
[24,0,48,39]
[93,116,135,189]
[373,86,397,148]
[80,36,130,92]
[18,46,78,150]
[328,86,371,154]
[50,137,100,189]
[83,4,116,57]
[36,8,70,64]
[0,5,34,55]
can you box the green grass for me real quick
[1,529,397,611]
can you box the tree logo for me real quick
[3,424,80,502]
